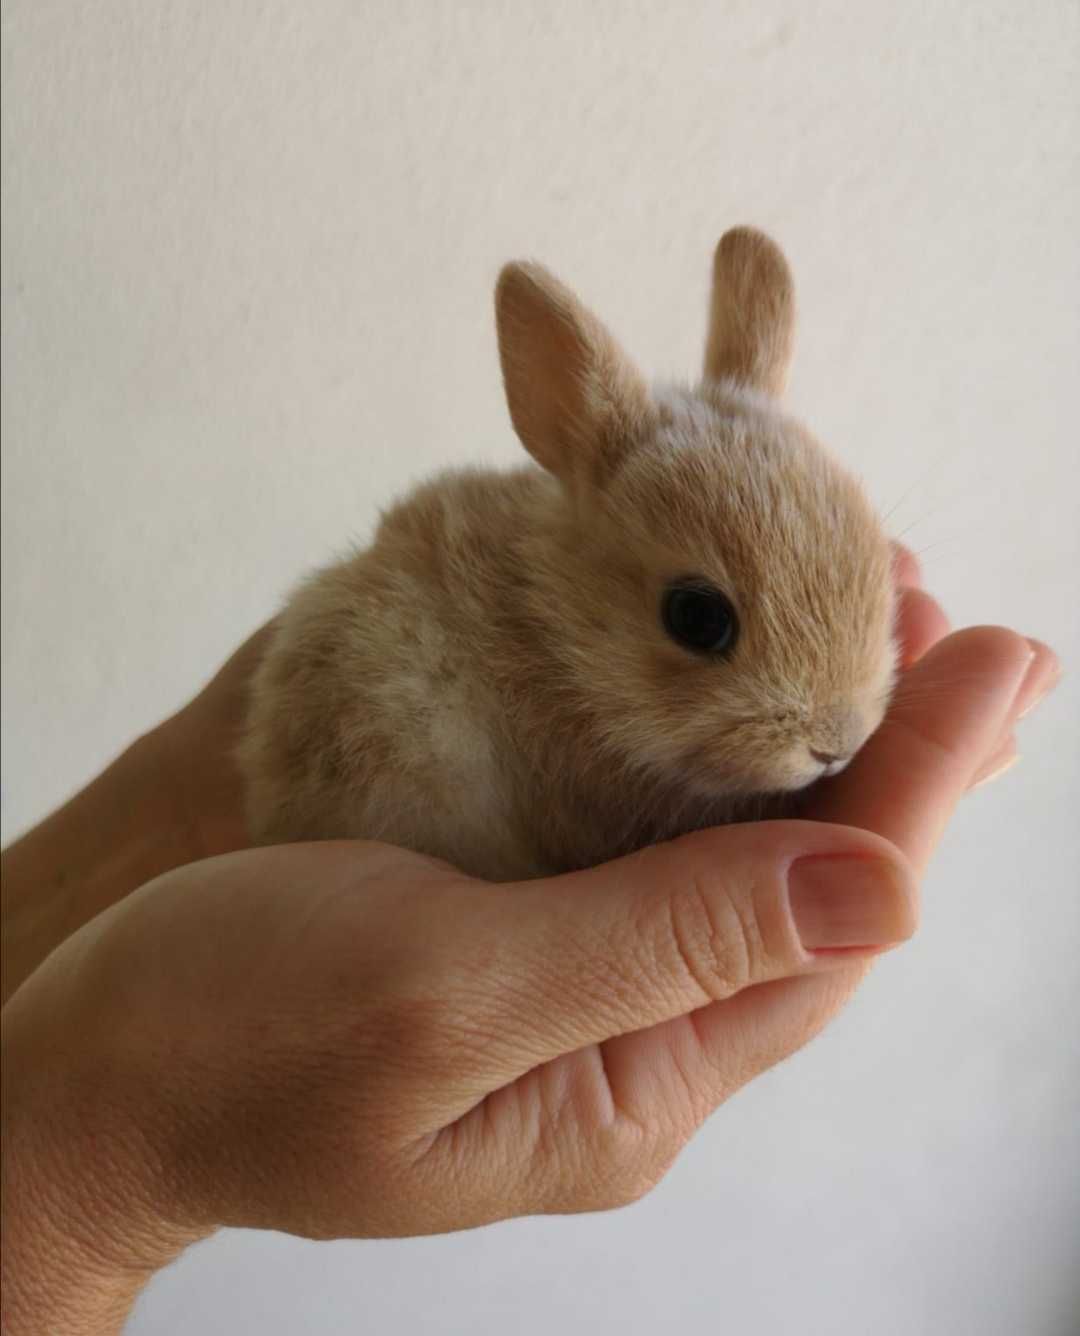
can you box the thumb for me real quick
[459,820,916,1087]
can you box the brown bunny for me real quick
[239,229,897,880]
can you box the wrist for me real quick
[2,960,209,1333]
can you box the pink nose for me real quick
[809,746,855,778]
[810,747,847,766]
[812,704,869,764]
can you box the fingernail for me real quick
[1018,646,1062,720]
[971,752,1020,790]
[789,855,914,952]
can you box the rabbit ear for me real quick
[703,227,795,397]
[495,262,655,486]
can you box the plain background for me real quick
[3,3,1078,1333]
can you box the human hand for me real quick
[2,570,1059,1333]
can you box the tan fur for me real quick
[704,228,795,396]
[239,228,897,880]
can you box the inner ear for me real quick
[495,261,655,487]
[703,227,795,397]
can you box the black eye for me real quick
[661,580,739,656]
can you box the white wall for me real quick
[3,3,1078,1333]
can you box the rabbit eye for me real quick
[661,580,739,656]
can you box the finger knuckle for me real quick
[367,985,495,1088]
[521,1084,673,1216]
[665,866,763,999]
[561,1119,667,1213]
[603,1125,675,1210]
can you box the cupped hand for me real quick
[3,552,1060,1336]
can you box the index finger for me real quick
[805,626,1034,874]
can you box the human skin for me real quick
[0,551,1061,1333]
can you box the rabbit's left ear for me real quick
[703,227,795,397]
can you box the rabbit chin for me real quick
[667,746,838,807]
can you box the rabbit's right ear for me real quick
[703,227,795,397]
[495,262,655,487]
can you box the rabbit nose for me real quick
[809,746,854,777]
[813,705,867,763]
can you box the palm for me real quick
[437,574,1051,1161]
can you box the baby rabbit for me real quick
[239,228,897,880]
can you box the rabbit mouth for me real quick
[808,748,854,780]
[662,739,850,806]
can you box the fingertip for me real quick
[788,840,918,955]
[890,542,922,588]
[969,740,1019,791]
[1017,637,1062,719]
